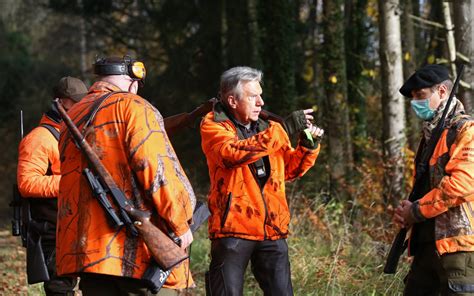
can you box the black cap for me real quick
[53,76,88,102]
[399,64,450,98]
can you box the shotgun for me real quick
[163,97,287,136]
[54,99,188,271]
[384,64,465,274]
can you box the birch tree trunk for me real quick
[453,0,473,113]
[442,2,457,76]
[322,0,353,197]
[378,0,406,206]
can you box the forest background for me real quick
[0,0,472,295]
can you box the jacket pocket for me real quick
[221,192,232,228]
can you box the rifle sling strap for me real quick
[40,124,59,141]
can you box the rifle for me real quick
[10,110,24,240]
[10,110,50,283]
[162,97,287,136]
[163,98,217,137]
[384,64,465,274]
[54,99,188,271]
[143,201,211,293]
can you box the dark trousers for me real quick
[404,243,474,296]
[206,238,293,296]
[79,273,177,296]
[42,242,77,296]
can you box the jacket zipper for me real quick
[221,192,232,228]
[260,188,268,239]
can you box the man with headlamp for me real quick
[56,56,195,295]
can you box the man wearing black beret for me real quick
[394,64,474,295]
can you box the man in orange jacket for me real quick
[394,64,474,295]
[17,76,87,295]
[201,66,323,295]
[57,56,195,296]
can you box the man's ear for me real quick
[439,84,448,98]
[227,95,238,109]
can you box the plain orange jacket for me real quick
[57,81,195,289]
[413,118,474,255]
[17,114,61,198]
[201,103,320,241]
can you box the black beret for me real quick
[399,64,449,98]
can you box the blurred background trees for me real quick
[1,0,472,217]
[1,0,472,293]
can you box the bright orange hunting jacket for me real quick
[17,114,61,198]
[201,103,320,241]
[413,117,474,255]
[57,81,195,289]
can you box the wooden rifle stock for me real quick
[54,99,188,270]
[383,65,465,274]
[162,98,286,136]
[164,98,217,136]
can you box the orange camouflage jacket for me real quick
[200,103,320,241]
[57,81,195,289]
[17,114,61,199]
[412,116,474,255]
[17,113,61,230]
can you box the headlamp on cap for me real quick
[94,56,146,87]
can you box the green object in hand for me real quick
[303,128,314,146]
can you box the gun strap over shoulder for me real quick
[39,124,60,141]
[80,91,127,132]
[446,116,473,149]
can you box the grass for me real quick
[0,197,409,296]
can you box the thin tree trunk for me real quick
[77,0,88,83]
[322,0,353,198]
[345,0,369,163]
[258,0,297,112]
[401,0,420,150]
[442,2,457,76]
[226,0,252,67]
[453,0,473,113]
[247,0,262,68]
[378,0,406,207]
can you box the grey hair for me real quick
[219,66,263,102]
[431,79,453,93]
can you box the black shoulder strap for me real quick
[40,124,60,141]
[446,116,473,150]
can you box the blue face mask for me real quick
[410,98,435,120]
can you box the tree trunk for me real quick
[77,0,88,84]
[322,0,353,197]
[453,0,473,113]
[258,0,297,112]
[247,0,262,68]
[378,0,406,207]
[226,0,252,67]
[442,2,457,75]
[345,0,369,163]
[401,0,420,150]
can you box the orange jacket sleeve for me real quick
[283,142,320,181]
[201,118,290,169]
[17,127,60,198]
[124,100,193,237]
[419,123,474,218]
